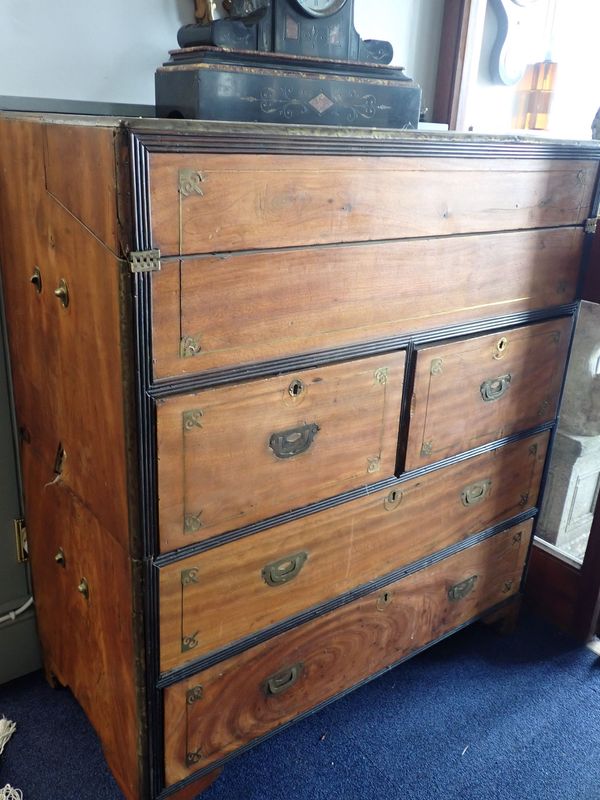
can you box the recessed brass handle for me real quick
[54,548,66,567]
[262,552,308,586]
[480,374,511,402]
[269,423,319,459]
[263,662,304,696]
[461,479,492,507]
[448,575,478,602]
[54,278,69,308]
[77,577,89,599]
[30,266,42,293]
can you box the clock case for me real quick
[155,0,422,129]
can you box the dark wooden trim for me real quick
[130,132,165,798]
[130,123,600,160]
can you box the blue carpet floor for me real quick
[1,612,599,800]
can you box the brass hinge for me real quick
[13,519,28,563]
[585,218,598,235]
[129,249,161,273]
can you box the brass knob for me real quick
[77,577,89,599]
[54,547,65,567]
[30,266,42,293]
[54,278,69,308]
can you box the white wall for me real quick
[0,0,442,116]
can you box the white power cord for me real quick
[0,786,23,799]
[0,718,23,799]
[0,597,33,627]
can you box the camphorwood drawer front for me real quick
[159,432,548,671]
[152,227,584,379]
[405,317,572,470]
[148,153,596,257]
[163,521,532,784]
[157,351,405,551]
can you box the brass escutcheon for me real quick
[377,590,393,611]
[384,488,403,511]
[30,266,42,293]
[288,378,305,399]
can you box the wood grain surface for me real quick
[405,317,572,469]
[148,152,596,256]
[151,227,584,378]
[0,117,143,800]
[163,521,532,784]
[43,121,126,255]
[156,351,405,551]
[158,432,548,671]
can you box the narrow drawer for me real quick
[163,521,532,785]
[159,432,548,672]
[151,227,583,379]
[405,317,572,469]
[148,152,596,256]
[157,351,405,551]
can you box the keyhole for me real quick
[495,337,508,359]
[288,378,305,398]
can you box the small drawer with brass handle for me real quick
[156,350,405,551]
[405,317,571,468]
[262,552,308,587]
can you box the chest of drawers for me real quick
[1,112,598,800]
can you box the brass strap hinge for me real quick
[13,519,28,563]
[129,249,161,273]
[585,218,598,235]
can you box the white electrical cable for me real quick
[0,786,23,800]
[0,597,34,627]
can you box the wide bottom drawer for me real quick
[163,521,532,785]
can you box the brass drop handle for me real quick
[480,374,511,402]
[54,548,66,567]
[269,423,319,459]
[448,575,478,602]
[461,479,492,507]
[262,552,308,586]
[54,278,69,308]
[263,662,304,696]
[30,266,42,293]
[77,577,89,599]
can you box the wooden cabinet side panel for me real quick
[0,118,143,800]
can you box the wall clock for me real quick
[155,0,421,128]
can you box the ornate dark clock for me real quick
[155,0,421,128]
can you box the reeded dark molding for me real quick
[131,124,600,161]
[155,421,553,568]
[149,303,577,398]
[157,509,536,688]
[157,592,518,797]
[130,132,165,798]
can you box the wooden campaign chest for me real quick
[0,112,599,799]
